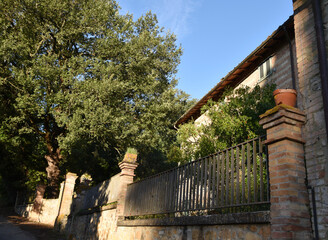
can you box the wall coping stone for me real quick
[117,211,270,226]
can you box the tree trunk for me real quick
[45,147,61,198]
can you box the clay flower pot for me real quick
[273,89,297,107]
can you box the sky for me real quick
[119,1,294,100]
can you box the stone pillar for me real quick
[259,105,313,239]
[116,152,138,218]
[33,184,46,213]
[56,172,78,227]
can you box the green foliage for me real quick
[0,0,194,199]
[175,84,276,162]
[126,148,138,155]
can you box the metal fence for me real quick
[124,136,269,217]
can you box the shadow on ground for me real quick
[0,207,65,240]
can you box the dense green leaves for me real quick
[0,0,193,199]
[174,84,276,163]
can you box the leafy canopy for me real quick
[0,0,193,198]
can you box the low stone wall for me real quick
[68,208,117,240]
[67,208,271,240]
[15,198,60,225]
[116,224,270,240]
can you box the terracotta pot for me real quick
[273,89,297,107]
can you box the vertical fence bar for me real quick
[241,144,245,203]
[168,170,173,212]
[247,142,251,204]
[148,178,153,214]
[134,182,140,215]
[160,175,164,214]
[167,171,171,212]
[178,167,182,211]
[225,150,229,205]
[184,164,188,211]
[231,148,235,205]
[157,174,162,213]
[221,152,225,206]
[164,174,168,213]
[211,154,216,208]
[182,165,187,211]
[175,168,180,211]
[151,177,155,214]
[188,163,192,210]
[204,157,208,209]
[192,161,196,210]
[253,139,257,203]
[200,158,204,209]
[196,160,200,209]
[188,162,193,210]
[259,138,264,202]
[132,184,137,215]
[236,146,240,204]
[140,182,144,215]
[163,174,167,212]
[207,156,212,208]
[216,153,220,207]
[172,170,176,212]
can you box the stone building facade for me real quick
[176,1,328,238]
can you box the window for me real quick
[259,57,273,80]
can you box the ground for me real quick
[0,208,65,240]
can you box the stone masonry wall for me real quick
[68,208,271,240]
[239,39,295,90]
[15,198,60,225]
[293,0,328,238]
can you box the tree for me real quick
[0,0,192,196]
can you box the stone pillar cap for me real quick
[259,104,306,129]
[118,161,139,169]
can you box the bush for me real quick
[172,84,276,163]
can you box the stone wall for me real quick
[68,208,117,240]
[115,224,270,240]
[15,198,60,225]
[68,208,271,240]
[293,0,328,238]
[241,39,296,90]
[79,174,121,210]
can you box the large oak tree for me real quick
[0,0,192,197]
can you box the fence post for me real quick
[55,172,78,230]
[259,105,313,239]
[116,152,138,219]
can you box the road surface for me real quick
[0,208,65,240]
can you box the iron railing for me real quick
[124,136,269,217]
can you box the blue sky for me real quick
[119,1,294,100]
